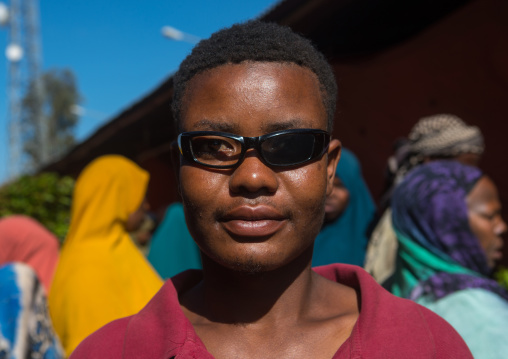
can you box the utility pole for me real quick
[3,0,44,179]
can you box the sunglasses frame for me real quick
[178,128,331,169]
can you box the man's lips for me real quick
[220,206,286,238]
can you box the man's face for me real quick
[177,62,340,273]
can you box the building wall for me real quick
[331,0,507,204]
[330,0,508,260]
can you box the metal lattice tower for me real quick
[5,0,45,179]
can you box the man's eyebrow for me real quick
[190,119,238,133]
[264,119,308,133]
[190,118,312,134]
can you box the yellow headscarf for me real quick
[49,155,163,357]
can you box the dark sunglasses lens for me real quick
[190,135,241,166]
[262,133,315,165]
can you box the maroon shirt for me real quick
[71,264,472,358]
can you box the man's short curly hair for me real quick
[172,20,337,132]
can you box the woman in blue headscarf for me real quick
[147,202,202,279]
[0,263,63,358]
[388,160,508,358]
[312,148,376,267]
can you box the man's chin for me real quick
[214,255,285,276]
[229,255,287,275]
[202,244,314,276]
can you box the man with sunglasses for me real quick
[71,21,472,358]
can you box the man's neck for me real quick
[179,253,359,359]
[181,250,316,325]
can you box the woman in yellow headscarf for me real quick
[49,155,163,357]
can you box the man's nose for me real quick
[229,150,279,194]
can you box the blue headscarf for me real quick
[147,203,202,279]
[389,160,508,301]
[312,148,376,267]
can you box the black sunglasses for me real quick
[177,129,330,169]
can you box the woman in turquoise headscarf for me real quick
[147,202,202,279]
[387,160,508,358]
[312,148,376,267]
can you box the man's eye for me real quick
[193,138,236,158]
[264,140,285,153]
[205,139,233,152]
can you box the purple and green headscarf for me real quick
[388,160,508,301]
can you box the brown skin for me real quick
[324,177,350,223]
[424,152,482,167]
[467,176,507,269]
[130,215,154,246]
[455,153,482,167]
[173,62,359,359]
[125,198,150,233]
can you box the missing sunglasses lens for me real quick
[190,135,242,167]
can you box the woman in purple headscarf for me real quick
[387,160,508,358]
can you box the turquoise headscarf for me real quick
[147,203,202,279]
[312,148,376,267]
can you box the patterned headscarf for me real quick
[389,160,508,301]
[383,114,484,207]
[408,114,484,157]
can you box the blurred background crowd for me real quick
[0,0,507,358]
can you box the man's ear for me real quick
[326,139,341,196]
[170,140,182,196]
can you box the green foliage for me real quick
[494,266,508,290]
[0,173,75,242]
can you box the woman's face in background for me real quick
[324,176,349,223]
[126,198,150,233]
[467,176,507,268]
